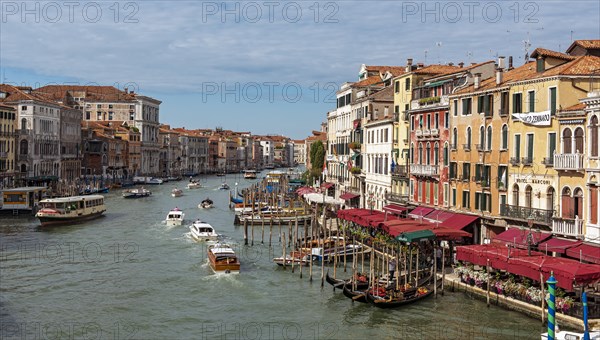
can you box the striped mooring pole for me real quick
[546,273,557,340]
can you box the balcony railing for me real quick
[0,152,7,159]
[554,153,584,171]
[391,165,408,179]
[17,154,30,162]
[499,204,555,225]
[509,157,521,166]
[410,164,439,176]
[430,128,439,136]
[521,157,533,166]
[552,218,584,238]
[422,129,431,137]
[542,157,554,167]
[386,192,410,204]
[415,130,423,138]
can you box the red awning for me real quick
[440,213,480,231]
[408,207,434,219]
[296,186,316,195]
[423,210,455,223]
[492,228,553,249]
[538,238,582,255]
[321,182,334,189]
[566,243,600,264]
[382,204,408,215]
[339,193,359,200]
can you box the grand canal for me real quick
[1,172,545,339]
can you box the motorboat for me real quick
[207,243,240,273]
[188,181,201,189]
[165,207,185,227]
[36,195,106,227]
[146,177,163,185]
[273,251,310,266]
[541,330,600,340]
[219,183,230,190]
[171,188,183,197]
[188,220,219,242]
[199,198,214,209]
[122,187,152,198]
[243,170,258,179]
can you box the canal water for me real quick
[1,172,545,339]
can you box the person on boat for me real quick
[388,258,396,281]
[435,246,442,270]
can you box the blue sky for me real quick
[1,1,599,139]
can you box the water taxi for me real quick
[207,243,240,273]
[122,187,152,198]
[171,188,183,197]
[187,181,201,189]
[188,220,218,242]
[35,195,106,226]
[165,208,184,227]
[243,170,258,179]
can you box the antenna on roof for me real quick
[436,42,442,64]
[522,32,532,62]
[424,50,428,64]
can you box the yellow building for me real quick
[581,91,600,244]
[503,49,600,239]
[0,104,17,187]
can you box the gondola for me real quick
[365,277,439,309]
[342,282,370,303]
[325,270,369,290]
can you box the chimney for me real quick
[498,56,505,69]
[496,68,503,85]
[458,62,464,68]
[448,62,454,66]
[417,63,424,68]
[471,62,477,66]
[508,56,513,70]
[474,73,481,90]
[405,58,413,72]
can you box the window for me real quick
[498,166,507,189]
[434,143,439,165]
[512,184,519,206]
[563,128,572,153]
[547,187,555,212]
[21,105,27,111]
[85,111,91,120]
[394,81,400,93]
[405,78,410,91]
[526,134,534,163]
[514,134,521,159]
[426,144,430,165]
[512,93,522,113]
[427,115,431,129]
[452,128,458,149]
[575,127,584,154]
[525,185,532,208]
[434,112,439,129]
[462,190,470,209]
[592,116,599,157]
[395,105,399,114]
[466,127,471,148]
[444,111,449,129]
[500,91,509,116]
[452,188,457,207]
[528,91,535,113]
[443,143,448,166]
[549,88,557,115]
[97,112,102,120]
[462,98,472,115]
[477,95,484,114]
[462,162,470,180]
[574,188,583,218]
[453,100,458,116]
[536,58,544,72]
[485,94,493,117]
[444,183,449,206]
[486,126,492,150]
[479,126,485,148]
[590,186,598,224]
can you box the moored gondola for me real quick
[325,270,369,290]
[365,278,438,309]
[342,282,370,303]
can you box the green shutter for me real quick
[515,135,521,159]
[529,91,535,113]
[550,88,557,115]
[512,93,518,113]
[478,96,484,114]
[527,134,534,161]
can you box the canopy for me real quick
[396,229,436,243]
[303,193,344,205]
[440,213,480,230]
[408,206,434,219]
[537,238,582,255]
[339,193,360,200]
[492,228,552,249]
[423,209,455,223]
[566,243,600,264]
[382,204,408,215]
[295,186,315,195]
[321,182,335,189]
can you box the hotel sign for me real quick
[512,111,552,126]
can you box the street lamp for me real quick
[526,214,534,256]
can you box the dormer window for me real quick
[536,58,545,72]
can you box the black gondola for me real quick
[342,282,369,303]
[325,271,369,291]
[365,278,439,309]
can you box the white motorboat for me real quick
[171,188,183,197]
[188,181,201,189]
[165,208,185,227]
[199,198,214,209]
[219,183,230,190]
[541,330,600,340]
[122,187,152,198]
[188,220,219,242]
[146,177,163,185]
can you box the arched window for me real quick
[19,139,28,155]
[574,187,583,219]
[434,142,439,165]
[418,143,423,164]
[21,118,27,130]
[591,116,599,157]
[443,143,449,166]
[590,183,598,224]
[453,128,458,148]
[512,184,520,206]
[574,127,584,154]
[547,187,555,212]
[479,125,485,148]
[501,124,508,149]
[426,143,431,165]
[562,187,573,218]
[563,128,572,153]
[466,127,471,147]
[486,126,493,150]
[525,185,532,208]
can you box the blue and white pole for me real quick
[583,291,590,340]
[546,274,557,340]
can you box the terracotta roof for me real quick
[531,48,576,61]
[368,86,394,101]
[413,64,461,75]
[0,84,58,105]
[34,85,137,103]
[351,76,385,88]
[561,103,586,112]
[567,40,600,53]
[365,65,404,74]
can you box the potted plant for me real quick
[349,142,361,150]
[350,167,362,175]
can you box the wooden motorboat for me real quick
[273,251,310,266]
[207,243,240,273]
[187,181,201,189]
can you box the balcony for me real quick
[462,144,471,151]
[472,176,491,188]
[0,152,7,159]
[391,165,408,180]
[554,153,584,171]
[386,192,410,204]
[415,130,423,138]
[17,154,30,162]
[430,128,439,137]
[500,203,555,225]
[542,157,554,167]
[422,129,431,137]
[410,164,439,177]
[521,157,533,166]
[509,157,521,166]
[552,217,584,238]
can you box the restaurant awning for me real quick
[566,243,600,264]
[423,209,455,223]
[321,182,335,189]
[339,193,360,200]
[537,238,582,255]
[382,204,408,215]
[408,207,434,219]
[492,228,553,249]
[396,229,436,243]
[440,213,480,231]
